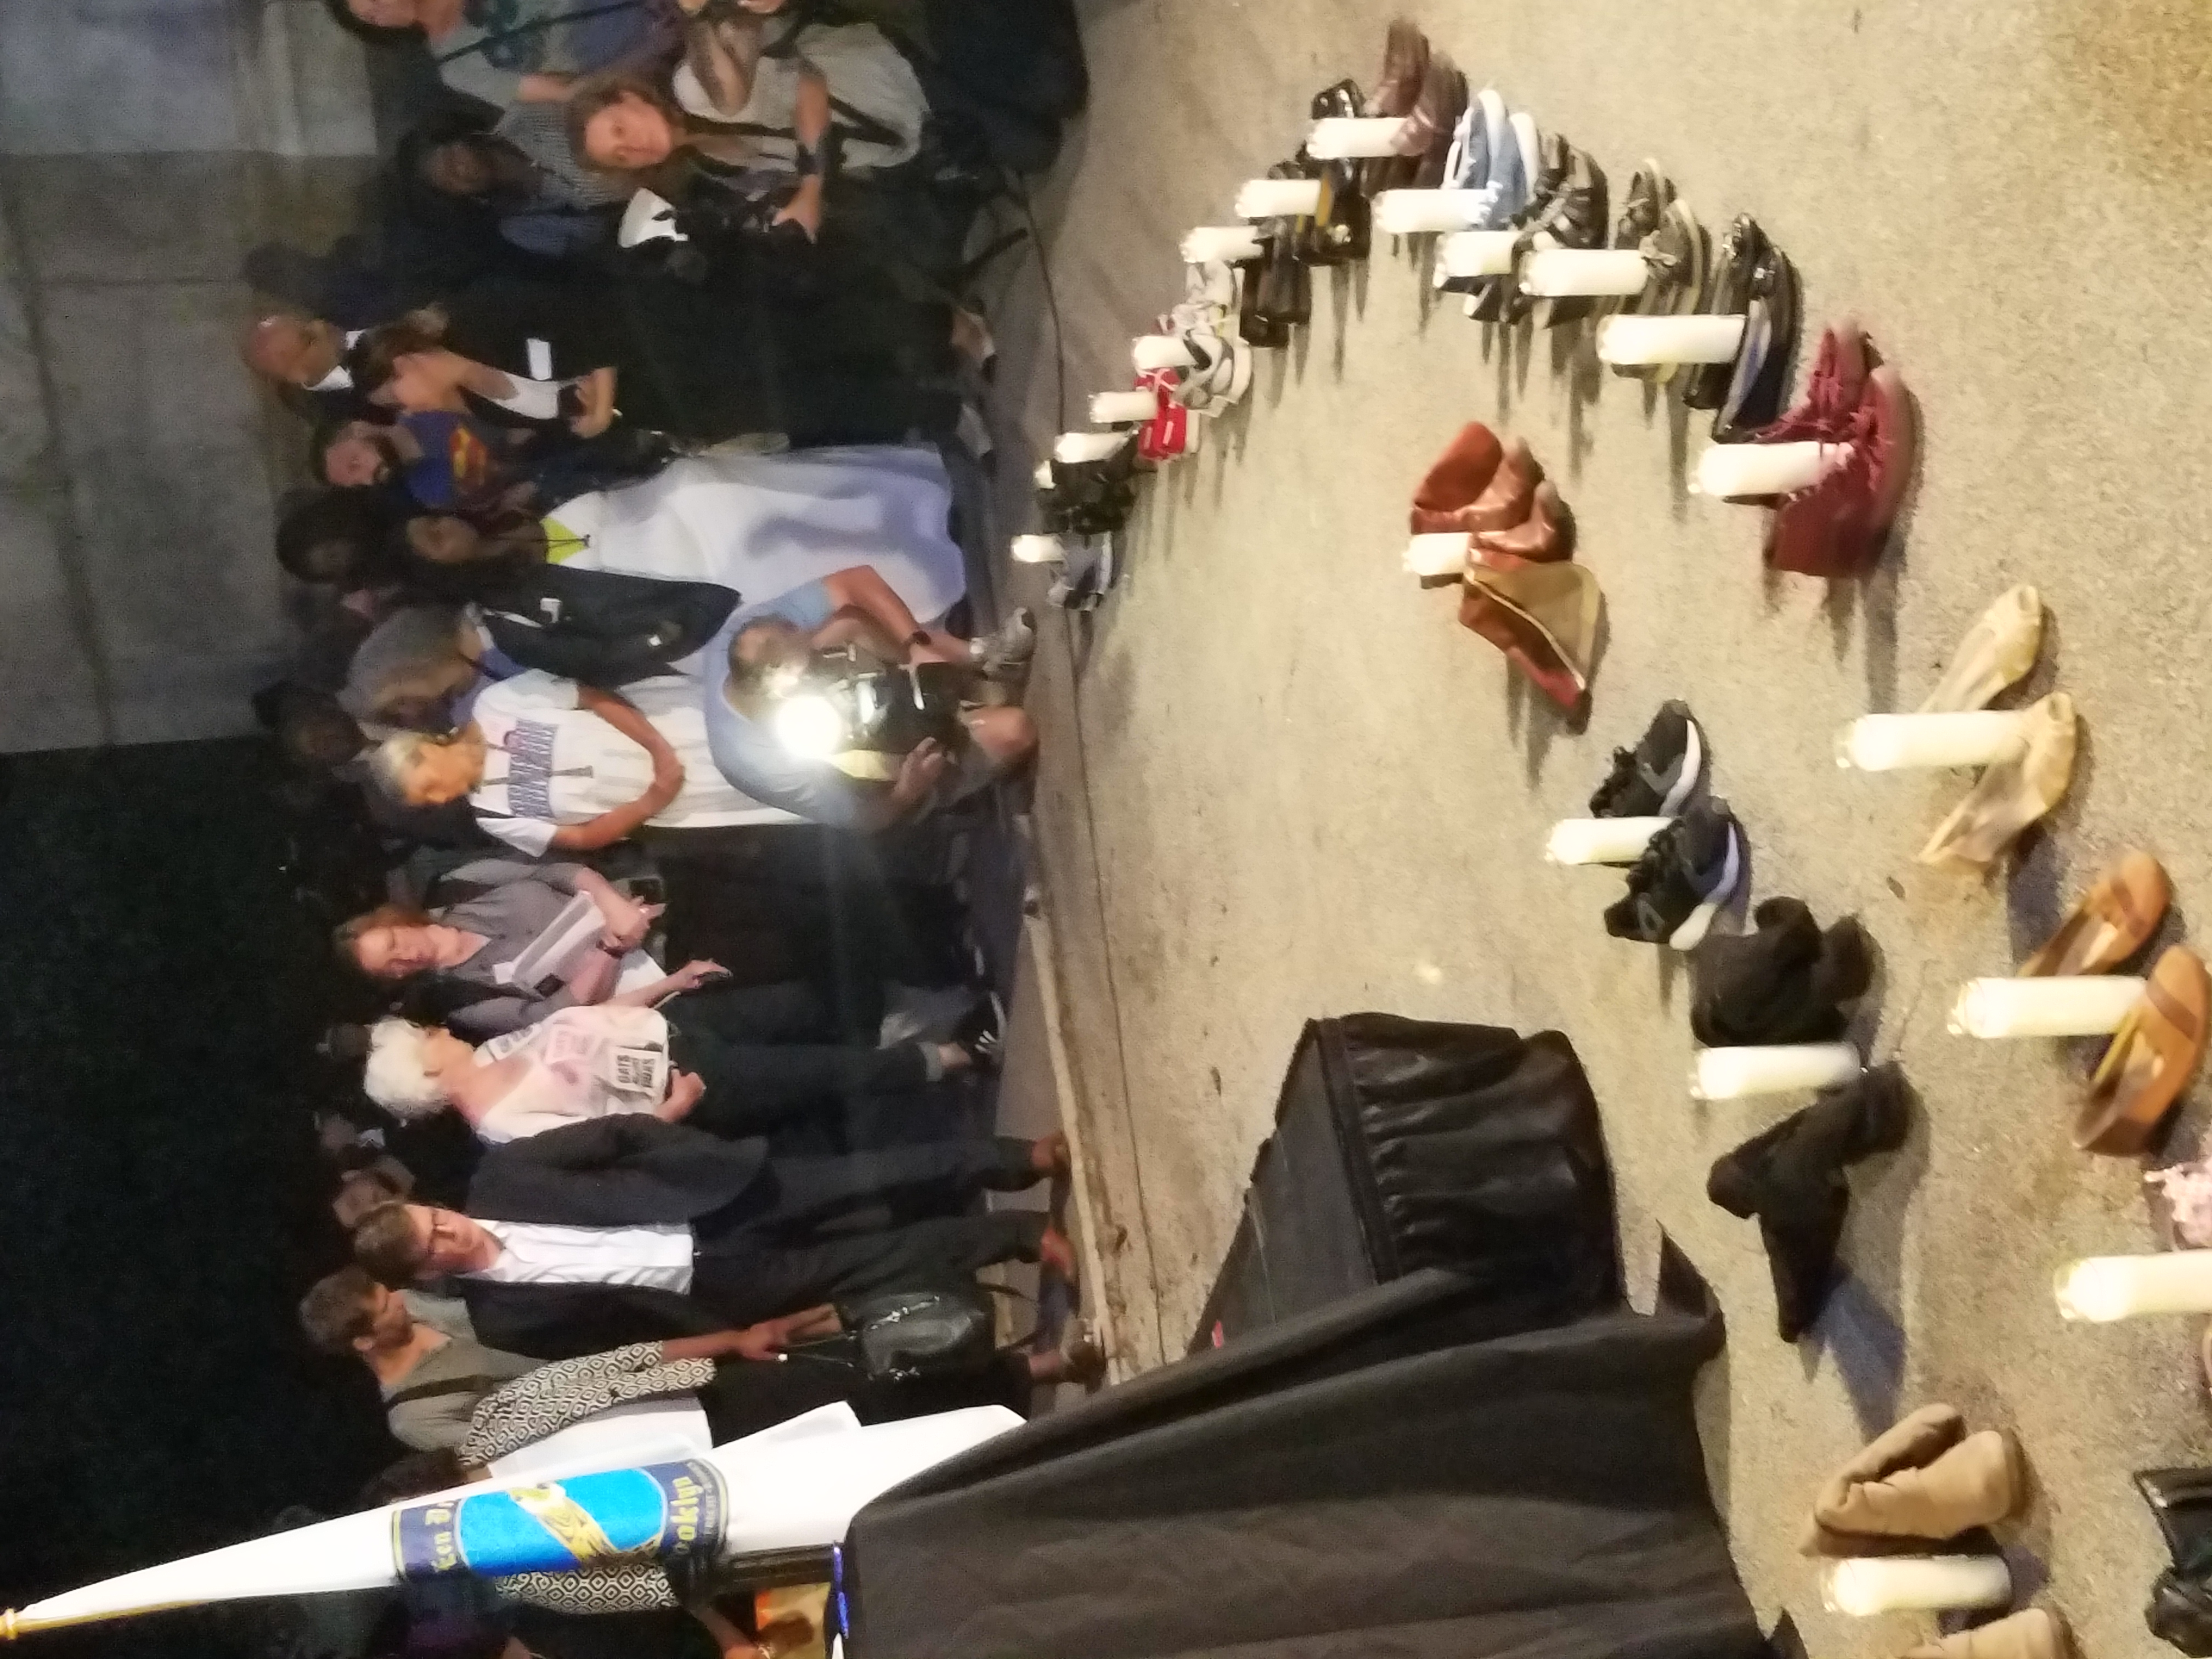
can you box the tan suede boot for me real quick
[1803,1404,2022,1554]
[1901,1609,2068,1659]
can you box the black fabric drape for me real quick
[845,1257,1764,1659]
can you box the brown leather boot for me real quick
[1474,481,1572,562]
[1901,1610,2068,1659]
[1466,437,1543,532]
[1804,1404,2022,1554]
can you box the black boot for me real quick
[2140,1469,2212,1577]
[1706,1065,1910,1341]
[1300,81,1372,266]
[1692,898,1871,1047]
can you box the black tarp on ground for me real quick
[845,1251,1763,1659]
[1195,1016,1620,1348]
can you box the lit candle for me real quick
[1373,189,1494,235]
[1180,225,1264,265]
[1544,817,1672,866]
[1517,248,1651,297]
[1306,116,1408,160]
[1690,441,1831,498]
[1403,532,1470,578]
[1834,712,2030,772]
[1948,977,2147,1039]
[1234,178,1322,219]
[1053,432,1126,464]
[1088,390,1159,426]
[1594,314,1748,366]
[1688,1044,1861,1101]
[1438,230,1517,278]
[1132,334,1197,372]
[1821,1556,2012,1616]
[1011,534,1066,566]
[2054,1252,2212,1321]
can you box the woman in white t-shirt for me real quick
[367,668,797,855]
[360,963,986,1141]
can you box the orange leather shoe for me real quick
[2021,851,2170,978]
[2075,946,2208,1155]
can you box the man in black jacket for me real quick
[351,1115,1070,1359]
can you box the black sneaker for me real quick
[1471,131,1567,324]
[1602,160,1668,342]
[1604,797,1743,949]
[1588,700,1706,817]
[1520,142,1610,330]
[950,992,1005,1075]
[1681,215,1766,410]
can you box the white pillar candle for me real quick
[1373,189,1493,235]
[1306,116,1408,159]
[1833,711,2030,772]
[1544,817,1672,866]
[1011,534,1068,566]
[1690,439,1832,499]
[1948,976,2147,1039]
[2055,1252,2212,1321]
[1688,1043,1861,1101]
[1403,532,1470,578]
[1235,177,1322,219]
[1438,229,1517,278]
[1821,1556,2012,1617]
[1089,390,1159,425]
[1132,334,1197,371]
[1595,313,1748,365]
[1181,225,1264,265]
[1517,248,1651,297]
[1053,432,1127,464]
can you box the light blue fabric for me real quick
[701,580,864,826]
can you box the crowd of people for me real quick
[241,5,1090,1656]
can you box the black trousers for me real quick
[689,1139,1045,1326]
[667,1010,930,1141]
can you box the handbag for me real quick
[787,1288,996,1383]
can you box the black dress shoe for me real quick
[1713,236,1801,443]
[1683,215,1768,409]
[2152,1572,2212,1657]
[2140,1470,2212,1577]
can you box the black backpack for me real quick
[476,565,740,688]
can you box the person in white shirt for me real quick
[349,1115,1074,1358]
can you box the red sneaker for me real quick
[1753,316,1870,446]
[1133,371,1200,462]
[1767,366,1916,577]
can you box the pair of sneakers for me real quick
[1587,701,1743,950]
[1153,261,1252,422]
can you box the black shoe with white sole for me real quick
[1605,797,1743,949]
[950,992,1005,1075]
[1588,699,1706,818]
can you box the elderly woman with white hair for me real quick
[368,668,797,855]
[363,969,990,1143]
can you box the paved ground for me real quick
[972,2,2212,1655]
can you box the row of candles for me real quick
[1064,106,2108,1627]
[1294,116,2060,1629]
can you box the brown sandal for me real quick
[2075,945,2209,1154]
[2021,851,2170,978]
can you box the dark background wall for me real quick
[0,741,394,1657]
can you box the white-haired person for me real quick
[368,668,797,855]
[359,967,992,1144]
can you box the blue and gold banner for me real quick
[393,1460,726,1582]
